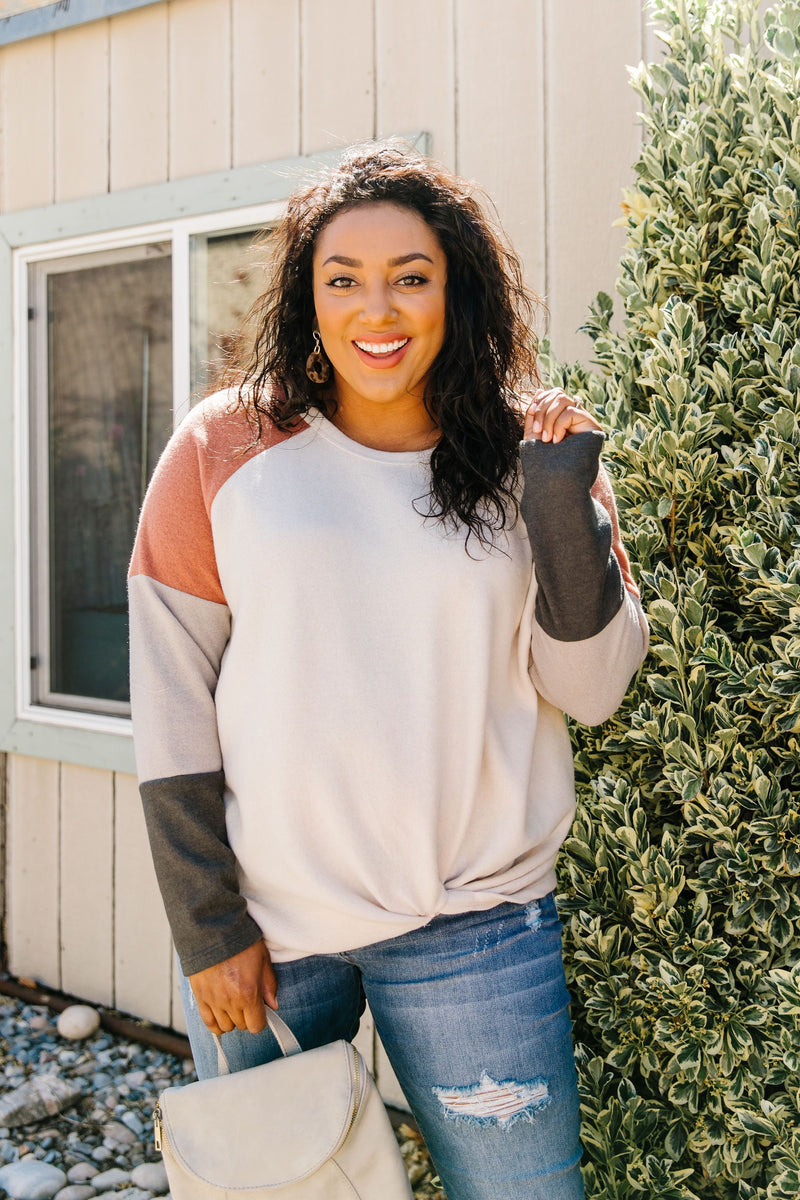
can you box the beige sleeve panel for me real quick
[129,575,231,782]
[529,586,649,727]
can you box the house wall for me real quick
[0,0,662,1103]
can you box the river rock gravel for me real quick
[0,992,444,1199]
[0,994,187,1199]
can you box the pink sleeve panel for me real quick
[129,393,300,604]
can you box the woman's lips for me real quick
[352,337,411,368]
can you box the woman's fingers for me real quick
[524,387,601,443]
[196,999,233,1037]
[189,939,277,1034]
[262,954,280,1012]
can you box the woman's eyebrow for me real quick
[388,252,434,267]
[321,252,435,268]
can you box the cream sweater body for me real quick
[129,394,648,971]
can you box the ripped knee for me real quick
[432,1071,550,1128]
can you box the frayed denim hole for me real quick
[472,919,508,957]
[432,1071,550,1129]
[524,900,543,932]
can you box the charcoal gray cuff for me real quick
[520,431,624,642]
[140,769,263,975]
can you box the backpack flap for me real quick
[159,1039,358,1188]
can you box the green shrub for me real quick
[539,1,800,1195]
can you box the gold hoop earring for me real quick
[305,330,331,384]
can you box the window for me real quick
[17,202,281,731]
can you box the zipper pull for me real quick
[153,1104,163,1152]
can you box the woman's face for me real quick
[312,202,447,423]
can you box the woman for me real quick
[129,142,648,1200]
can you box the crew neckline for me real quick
[306,409,435,464]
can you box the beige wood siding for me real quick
[6,756,181,1027]
[110,4,169,191]
[232,0,300,166]
[0,35,55,210]
[0,0,657,357]
[54,22,111,202]
[1,0,665,1084]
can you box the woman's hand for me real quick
[524,387,602,443]
[189,940,279,1036]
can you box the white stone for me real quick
[55,1187,97,1200]
[0,1161,67,1200]
[56,1007,101,1041]
[0,1076,82,1127]
[66,1165,98,1184]
[96,1191,151,1200]
[28,1016,54,1033]
[100,1121,137,1146]
[88,1169,130,1191]
[131,1162,168,1194]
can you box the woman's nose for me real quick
[360,281,397,324]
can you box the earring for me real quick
[305,330,331,384]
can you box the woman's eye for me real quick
[328,275,356,289]
[397,274,428,287]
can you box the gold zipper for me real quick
[343,1045,361,1140]
[153,1103,163,1152]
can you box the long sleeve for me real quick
[519,430,648,726]
[128,398,267,975]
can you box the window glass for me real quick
[33,244,173,710]
[189,228,269,398]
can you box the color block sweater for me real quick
[129,392,648,974]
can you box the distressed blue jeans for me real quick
[180,893,585,1200]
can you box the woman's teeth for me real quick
[354,338,409,355]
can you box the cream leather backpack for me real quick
[153,1009,414,1199]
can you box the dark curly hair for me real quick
[225,141,544,548]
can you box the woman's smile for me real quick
[352,336,411,366]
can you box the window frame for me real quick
[0,137,428,772]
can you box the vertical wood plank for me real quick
[169,0,232,180]
[60,763,114,1005]
[232,0,300,166]
[110,3,169,191]
[300,0,374,154]
[544,0,642,362]
[455,0,546,312]
[113,772,173,1025]
[0,36,54,212]
[54,21,110,202]
[6,755,60,986]
[375,0,455,167]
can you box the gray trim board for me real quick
[0,0,162,46]
[0,136,430,246]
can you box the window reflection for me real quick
[46,249,173,705]
[190,228,270,398]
